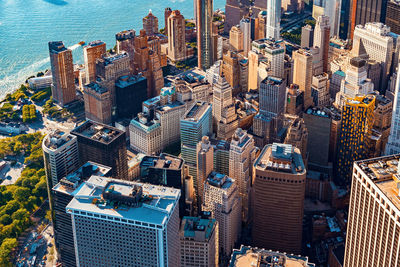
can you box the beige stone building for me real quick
[167,10,186,62]
[83,82,111,124]
[293,49,314,109]
[84,40,106,84]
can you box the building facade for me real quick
[84,40,106,84]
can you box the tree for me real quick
[0,238,18,266]
[0,214,12,225]
[32,180,47,199]
[13,187,30,203]
[3,200,20,216]
[11,208,29,221]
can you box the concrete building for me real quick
[52,162,111,267]
[314,16,330,73]
[255,11,267,40]
[143,10,159,36]
[229,128,257,222]
[167,10,186,62]
[330,70,346,99]
[386,0,400,34]
[252,143,306,254]
[180,216,219,267]
[196,136,214,204]
[164,8,173,36]
[196,0,214,69]
[229,245,315,266]
[229,26,244,52]
[211,138,231,176]
[259,76,286,119]
[240,18,251,55]
[301,25,314,48]
[344,155,400,267]
[336,94,375,184]
[66,176,180,266]
[284,116,308,162]
[373,94,392,155]
[71,120,128,179]
[266,0,281,40]
[252,38,285,80]
[202,172,241,257]
[386,64,400,155]
[293,49,314,109]
[48,41,76,106]
[42,130,80,196]
[115,29,136,74]
[129,111,162,155]
[311,73,330,106]
[84,40,106,84]
[83,82,112,124]
[224,0,251,35]
[352,23,394,91]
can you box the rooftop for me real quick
[53,161,112,195]
[100,51,129,66]
[115,29,136,40]
[66,176,180,227]
[181,216,217,241]
[305,107,331,118]
[85,82,108,94]
[43,130,75,150]
[254,143,305,174]
[183,101,211,122]
[71,120,124,144]
[48,41,68,53]
[206,172,234,189]
[85,40,105,48]
[115,75,146,88]
[229,245,315,267]
[140,153,183,171]
[356,154,400,211]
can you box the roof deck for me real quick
[206,172,234,189]
[43,130,75,150]
[71,120,124,144]
[181,216,217,241]
[183,101,211,122]
[140,154,183,171]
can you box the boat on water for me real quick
[78,41,85,46]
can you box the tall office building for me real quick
[167,10,186,62]
[42,130,80,198]
[115,30,136,74]
[352,23,394,92]
[251,38,285,79]
[223,51,240,94]
[52,162,111,267]
[202,172,241,256]
[293,49,314,109]
[84,40,106,84]
[229,26,244,52]
[196,0,214,69]
[349,0,388,39]
[240,18,251,55]
[71,120,128,179]
[224,0,251,35]
[83,82,112,124]
[259,76,286,118]
[336,94,375,184]
[386,64,400,155]
[301,25,314,48]
[229,128,257,222]
[344,155,400,267]
[196,136,214,204]
[314,16,330,73]
[66,176,180,266]
[252,143,306,254]
[180,216,219,267]
[129,111,162,155]
[143,10,159,36]
[312,0,341,37]
[386,0,400,34]
[255,11,267,40]
[48,41,76,106]
[181,102,213,191]
[284,116,309,163]
[266,0,281,40]
[164,8,173,35]
[311,73,330,106]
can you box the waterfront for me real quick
[0,0,224,98]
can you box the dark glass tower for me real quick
[196,0,214,70]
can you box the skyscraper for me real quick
[197,0,214,69]
[48,41,76,106]
[196,136,214,204]
[284,116,308,163]
[336,94,375,184]
[42,130,80,198]
[229,128,257,222]
[71,120,128,179]
[202,172,241,256]
[167,10,186,62]
[386,63,400,155]
[83,82,112,124]
[180,216,219,267]
[115,30,136,74]
[259,76,286,118]
[83,40,106,84]
[301,25,314,48]
[164,8,173,35]
[293,49,314,109]
[229,26,244,52]
[252,143,306,254]
[386,0,400,34]
[344,155,400,267]
[266,0,281,40]
[313,16,330,73]
[240,18,251,55]
[66,176,180,266]
[143,10,159,36]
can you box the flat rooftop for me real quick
[115,75,146,88]
[254,143,305,175]
[66,176,180,226]
[53,161,112,195]
[85,40,105,48]
[181,216,217,241]
[140,154,183,171]
[356,155,400,210]
[85,82,108,94]
[183,101,211,121]
[43,130,75,150]
[206,172,234,189]
[71,120,124,144]
[48,41,68,53]
[229,246,315,267]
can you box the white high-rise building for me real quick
[229,128,257,222]
[67,176,181,267]
[240,18,251,55]
[196,136,214,203]
[202,172,241,257]
[266,0,281,40]
[386,63,400,155]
